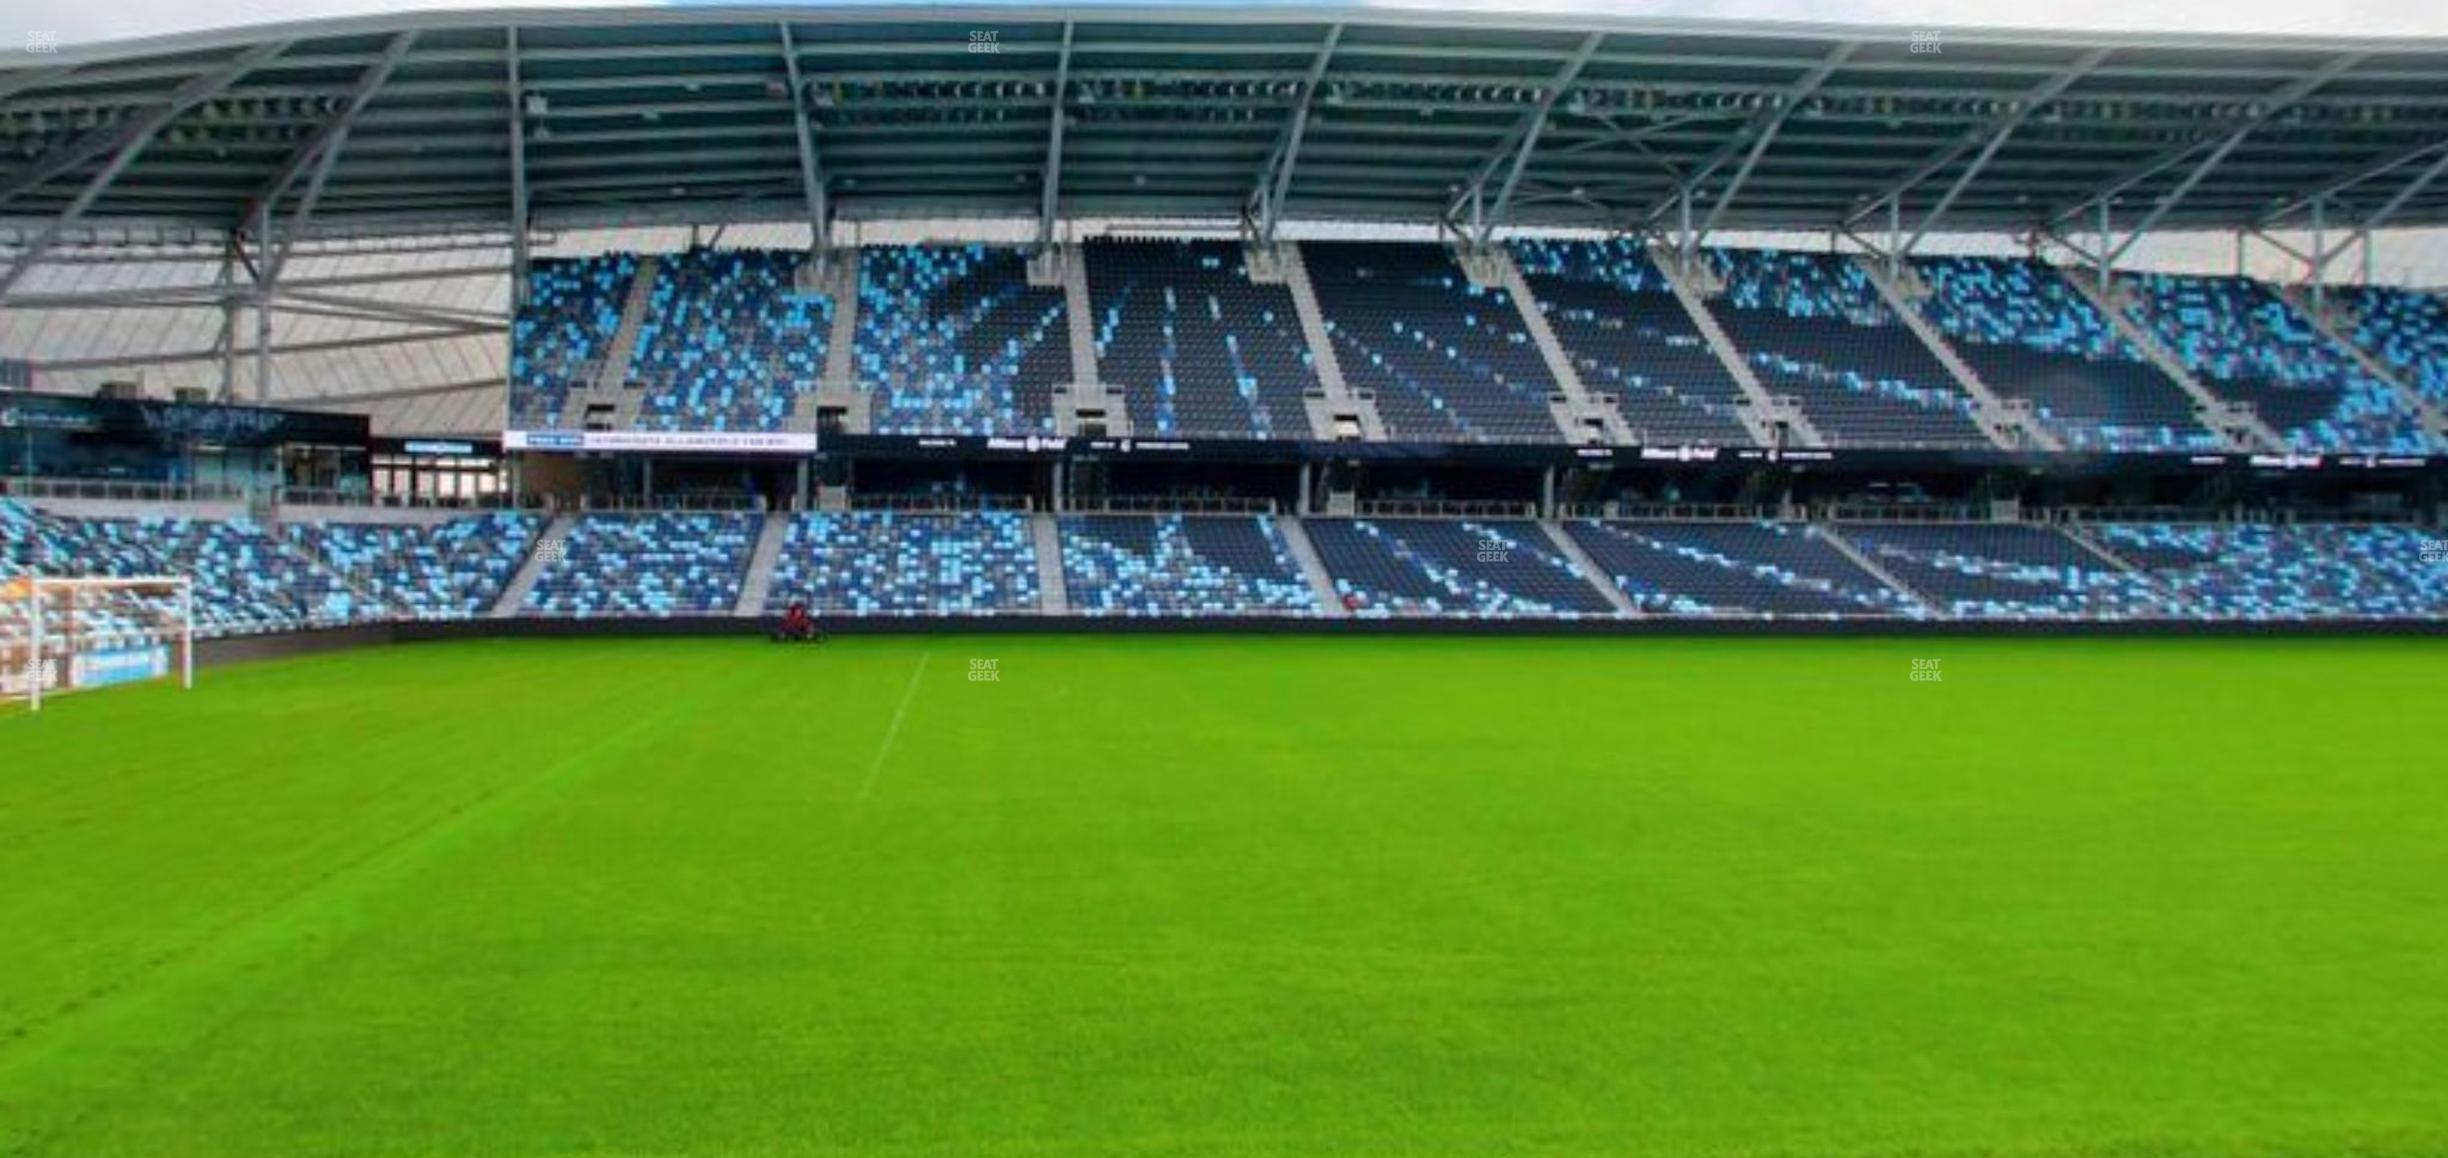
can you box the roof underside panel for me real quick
[2,6,2445,243]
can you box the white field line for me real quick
[856,651,931,799]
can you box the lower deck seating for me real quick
[1565,520,1916,618]
[523,512,758,617]
[766,512,1039,616]
[2090,523,2448,619]
[1304,518,1613,617]
[285,513,546,620]
[1060,515,1318,616]
[0,500,369,635]
[1836,523,2161,619]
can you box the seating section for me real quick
[1305,519,1612,617]
[1565,520,1917,618]
[284,513,546,620]
[523,512,758,617]
[1303,242,1562,443]
[854,246,1068,436]
[1085,240,1318,438]
[626,249,833,431]
[1060,515,1318,616]
[2091,523,2448,619]
[511,253,638,428]
[2340,284,2448,408]
[1706,248,1990,448]
[1837,523,2160,619]
[0,501,369,635]
[1509,239,1754,445]
[2120,272,2428,453]
[765,512,1039,616]
[1911,257,2219,452]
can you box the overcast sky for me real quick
[12,0,2448,48]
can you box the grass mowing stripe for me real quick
[857,649,931,800]
[3,636,2444,1156]
[0,649,767,1156]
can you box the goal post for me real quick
[1,575,195,712]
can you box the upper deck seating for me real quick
[1085,240,1319,438]
[2339,284,2448,408]
[1510,239,1754,446]
[1911,256,2220,451]
[853,246,1068,436]
[1302,243,1562,443]
[1705,248,1990,449]
[626,249,834,432]
[510,253,638,428]
[2120,272,2428,453]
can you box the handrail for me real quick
[1355,498,1538,519]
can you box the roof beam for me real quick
[0,42,287,303]
[778,22,831,255]
[241,31,415,234]
[2341,144,2448,239]
[1467,32,1602,245]
[1442,35,1603,226]
[2045,52,2364,238]
[506,26,531,308]
[1247,23,1341,243]
[2255,137,2448,227]
[1037,20,1074,248]
[2104,54,2362,265]
[1683,41,1857,248]
[0,45,281,209]
[1900,49,2113,254]
[1842,47,2109,232]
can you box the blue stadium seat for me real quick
[1911,256,2221,451]
[1509,239,1754,445]
[1305,518,1612,617]
[523,512,758,617]
[1303,243,1562,443]
[766,512,1040,616]
[627,249,835,432]
[285,513,546,620]
[854,246,1069,436]
[2340,284,2448,409]
[1060,515,1318,616]
[1565,520,1918,618]
[2120,272,2430,453]
[0,501,372,634]
[1706,248,1990,449]
[1085,240,1318,438]
[511,253,637,428]
[1838,522,2163,619]
[2093,522,2448,619]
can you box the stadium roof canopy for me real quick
[7,4,2448,258]
[7,5,2448,437]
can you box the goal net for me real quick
[1,576,195,711]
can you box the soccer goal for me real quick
[1,576,195,712]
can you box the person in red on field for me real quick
[774,600,819,643]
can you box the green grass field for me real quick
[1,635,2443,1156]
